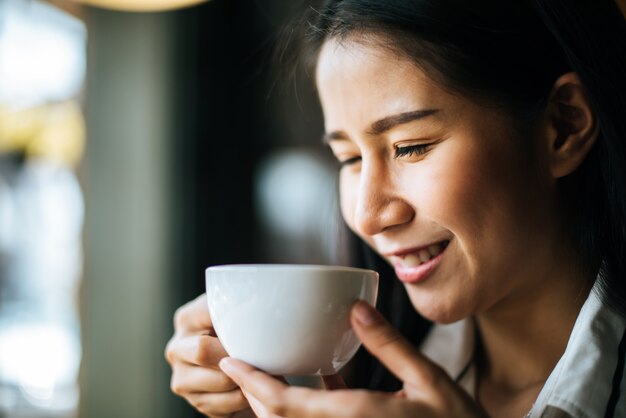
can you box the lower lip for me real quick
[393,244,448,284]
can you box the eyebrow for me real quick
[322,109,439,143]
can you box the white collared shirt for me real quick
[419,282,626,418]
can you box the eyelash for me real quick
[339,156,362,168]
[394,144,430,159]
[338,144,431,168]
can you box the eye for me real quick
[339,156,362,168]
[394,143,431,159]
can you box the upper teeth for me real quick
[401,242,446,267]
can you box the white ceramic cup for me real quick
[205,264,379,376]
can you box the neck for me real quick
[475,257,594,392]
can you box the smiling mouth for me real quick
[394,240,450,267]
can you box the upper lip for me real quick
[382,239,450,258]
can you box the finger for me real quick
[173,293,214,333]
[351,301,449,389]
[219,358,291,409]
[242,389,283,418]
[168,334,229,367]
[220,357,308,417]
[321,374,347,390]
[171,363,239,394]
[185,390,249,417]
[220,358,395,418]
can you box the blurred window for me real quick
[0,1,86,417]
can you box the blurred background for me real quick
[1,0,625,417]
[0,0,348,417]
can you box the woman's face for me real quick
[316,38,560,323]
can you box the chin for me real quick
[407,290,469,324]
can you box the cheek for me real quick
[424,160,489,234]
[404,142,518,249]
[424,141,539,274]
[398,151,484,226]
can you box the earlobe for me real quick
[546,72,599,179]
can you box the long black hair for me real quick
[278,0,626,390]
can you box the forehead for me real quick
[315,38,451,129]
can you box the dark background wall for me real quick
[174,0,325,295]
[81,1,326,417]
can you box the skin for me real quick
[318,38,582,326]
[165,294,252,418]
[165,295,348,418]
[313,38,597,416]
[167,35,599,418]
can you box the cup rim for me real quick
[205,264,377,275]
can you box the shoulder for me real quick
[532,286,626,418]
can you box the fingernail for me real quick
[353,301,377,326]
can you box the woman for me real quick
[165,0,626,416]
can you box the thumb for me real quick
[350,301,451,392]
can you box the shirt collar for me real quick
[419,315,477,395]
[418,280,626,417]
[529,282,626,417]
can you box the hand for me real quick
[219,301,487,418]
[165,294,252,417]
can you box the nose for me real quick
[353,159,414,237]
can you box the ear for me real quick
[545,72,599,179]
